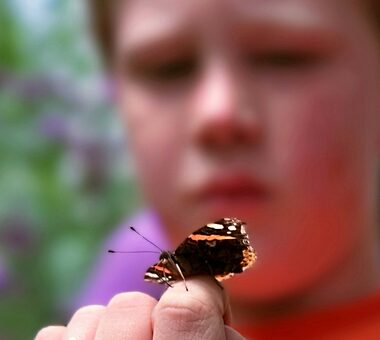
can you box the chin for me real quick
[222,261,316,305]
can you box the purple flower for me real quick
[0,214,38,256]
[0,257,11,293]
[38,113,69,142]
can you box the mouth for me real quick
[194,174,270,217]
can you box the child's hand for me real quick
[35,276,245,339]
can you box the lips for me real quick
[194,174,270,217]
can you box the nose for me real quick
[191,58,261,152]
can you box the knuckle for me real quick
[108,291,157,309]
[156,294,213,326]
[71,304,105,318]
[68,304,105,324]
[35,326,65,340]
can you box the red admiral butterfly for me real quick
[139,217,256,290]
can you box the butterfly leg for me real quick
[204,260,223,290]
[161,265,174,288]
[174,262,188,291]
[158,275,173,288]
[214,278,224,290]
[205,259,214,276]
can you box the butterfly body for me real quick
[144,217,256,285]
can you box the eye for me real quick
[132,57,198,83]
[247,50,322,70]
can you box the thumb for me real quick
[152,276,245,340]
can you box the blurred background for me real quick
[0,1,140,338]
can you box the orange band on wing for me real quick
[153,265,172,274]
[189,234,236,241]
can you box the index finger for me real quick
[152,276,242,340]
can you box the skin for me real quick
[36,277,243,340]
[37,0,380,338]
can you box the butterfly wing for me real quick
[174,217,257,281]
[144,253,182,284]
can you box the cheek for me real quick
[237,70,380,299]
[268,71,378,205]
[119,85,188,202]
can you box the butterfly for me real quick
[141,217,257,290]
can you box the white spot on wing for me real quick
[145,272,159,279]
[207,223,224,230]
[228,225,237,231]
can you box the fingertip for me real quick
[161,276,228,315]
[65,304,105,340]
[95,292,157,339]
[153,276,230,339]
[67,304,105,325]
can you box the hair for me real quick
[87,0,380,68]
[87,1,116,66]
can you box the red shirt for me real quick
[236,292,380,339]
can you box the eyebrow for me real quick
[235,23,341,51]
[234,2,340,34]
[231,4,344,52]
[118,6,192,56]
[118,2,342,63]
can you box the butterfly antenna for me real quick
[130,226,164,252]
[108,250,160,254]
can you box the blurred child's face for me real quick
[114,0,380,301]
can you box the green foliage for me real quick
[0,1,27,70]
[0,1,139,339]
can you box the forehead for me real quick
[116,0,361,46]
